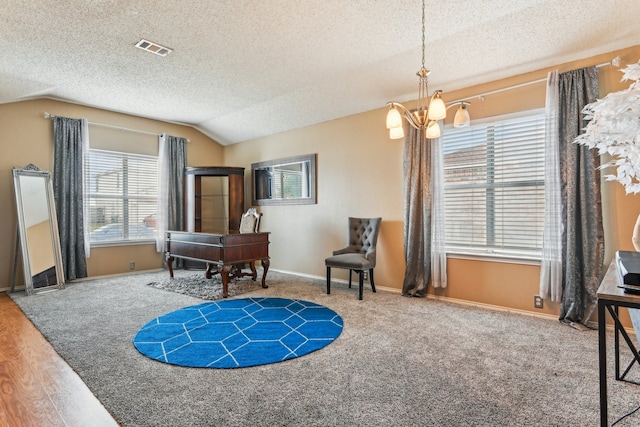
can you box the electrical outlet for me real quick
[534,295,543,309]
[363,271,368,281]
[129,261,136,270]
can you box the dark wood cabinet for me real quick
[184,167,245,233]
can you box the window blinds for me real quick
[87,149,158,242]
[442,112,546,259]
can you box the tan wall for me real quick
[225,45,640,320]
[0,98,223,286]
[224,109,406,289]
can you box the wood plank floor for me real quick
[0,292,119,427]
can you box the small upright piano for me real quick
[165,230,270,298]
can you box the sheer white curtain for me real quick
[81,119,91,258]
[539,70,563,302]
[431,131,447,288]
[156,134,170,252]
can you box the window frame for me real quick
[441,109,546,263]
[87,148,159,246]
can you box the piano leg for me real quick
[221,264,233,298]
[249,261,257,281]
[260,259,270,289]
[167,256,175,278]
[205,263,214,279]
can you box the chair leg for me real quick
[370,268,376,293]
[348,270,352,288]
[326,266,331,294]
[358,270,364,300]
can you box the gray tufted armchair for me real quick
[325,217,382,300]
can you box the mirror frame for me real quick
[251,154,317,206]
[12,164,65,295]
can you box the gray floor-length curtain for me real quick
[557,67,605,327]
[156,133,187,254]
[402,126,431,297]
[52,116,88,281]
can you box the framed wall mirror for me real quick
[251,154,317,206]
[12,164,65,295]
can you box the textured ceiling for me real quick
[1,0,640,145]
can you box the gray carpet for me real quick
[10,269,640,426]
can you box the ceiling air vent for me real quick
[135,39,172,57]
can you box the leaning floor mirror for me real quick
[12,164,65,294]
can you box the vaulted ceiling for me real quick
[2,0,640,145]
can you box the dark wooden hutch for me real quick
[184,166,245,233]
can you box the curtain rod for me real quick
[43,112,190,141]
[451,58,619,104]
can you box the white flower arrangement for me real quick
[574,60,640,194]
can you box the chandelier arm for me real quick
[387,102,422,130]
[429,90,443,103]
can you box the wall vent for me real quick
[135,39,172,57]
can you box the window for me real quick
[441,110,545,260]
[87,149,158,244]
[272,164,306,199]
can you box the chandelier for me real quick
[386,0,471,140]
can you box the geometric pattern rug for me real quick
[132,297,343,368]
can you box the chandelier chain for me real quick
[421,0,425,70]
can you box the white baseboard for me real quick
[429,294,559,322]
[272,268,560,321]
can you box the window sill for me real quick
[90,239,156,248]
[446,251,541,266]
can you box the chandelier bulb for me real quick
[386,105,403,129]
[427,92,446,121]
[426,121,441,139]
[389,125,405,140]
[453,104,471,128]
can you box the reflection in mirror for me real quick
[12,164,65,295]
[251,154,316,206]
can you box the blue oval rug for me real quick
[133,297,343,368]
